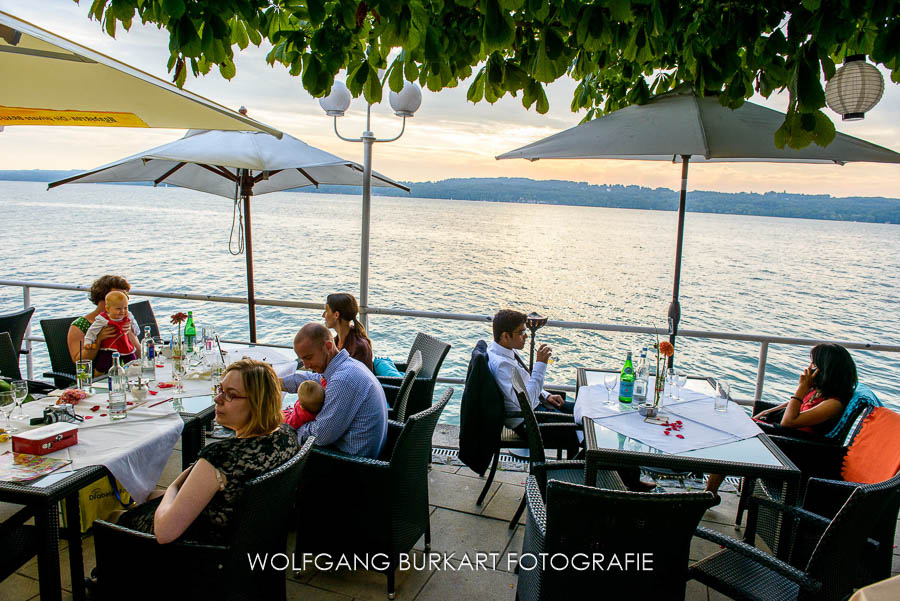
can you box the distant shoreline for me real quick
[3,171,898,225]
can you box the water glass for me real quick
[76,359,93,390]
[603,374,618,405]
[10,380,29,422]
[153,337,166,368]
[665,368,677,401]
[0,390,19,433]
[715,381,731,412]
[676,370,688,400]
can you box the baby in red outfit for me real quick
[283,379,325,428]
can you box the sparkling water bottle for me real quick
[108,352,127,420]
[633,347,649,403]
[618,351,635,403]
[140,326,156,380]
[184,311,196,353]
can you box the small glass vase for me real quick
[654,368,666,409]
[171,343,186,376]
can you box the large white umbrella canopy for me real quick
[50,129,409,341]
[0,10,280,135]
[498,87,900,363]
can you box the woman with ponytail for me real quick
[323,293,374,372]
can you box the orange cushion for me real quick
[842,407,900,484]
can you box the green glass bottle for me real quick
[183,311,196,353]
[618,351,635,403]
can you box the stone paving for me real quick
[1,446,898,601]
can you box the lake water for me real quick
[2,181,898,423]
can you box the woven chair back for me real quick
[406,332,450,380]
[539,479,716,600]
[40,315,80,385]
[393,350,423,422]
[129,299,160,340]
[512,370,546,465]
[0,306,35,356]
[0,332,21,379]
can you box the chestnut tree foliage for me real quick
[80,0,899,149]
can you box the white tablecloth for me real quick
[575,378,762,454]
[3,395,183,503]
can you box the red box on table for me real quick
[11,423,79,455]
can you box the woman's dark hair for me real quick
[810,343,857,402]
[89,275,130,305]
[325,293,372,347]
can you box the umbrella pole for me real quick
[668,155,690,367]
[359,130,375,330]
[241,171,257,343]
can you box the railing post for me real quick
[754,341,769,403]
[24,285,33,380]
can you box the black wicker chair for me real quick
[690,469,900,601]
[517,476,716,601]
[0,306,35,359]
[91,437,315,601]
[744,406,900,587]
[129,299,159,340]
[389,349,422,422]
[507,370,624,528]
[40,315,80,388]
[294,389,450,600]
[378,332,450,418]
[0,332,21,379]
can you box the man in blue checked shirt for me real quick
[281,323,388,458]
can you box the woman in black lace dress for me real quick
[117,358,299,543]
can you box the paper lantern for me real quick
[825,55,885,121]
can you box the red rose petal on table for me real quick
[90,405,100,412]
[126,402,134,406]
[676,434,684,439]
[664,430,671,435]
[149,390,158,395]
[100,413,107,417]
[84,416,93,420]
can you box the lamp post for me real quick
[525,312,549,372]
[319,79,422,328]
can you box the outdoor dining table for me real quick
[574,368,801,556]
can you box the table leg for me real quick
[34,503,62,601]
[65,492,87,601]
[584,454,598,487]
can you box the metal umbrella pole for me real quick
[239,169,258,342]
[667,155,690,368]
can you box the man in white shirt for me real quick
[487,309,577,453]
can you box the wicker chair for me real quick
[517,476,716,601]
[0,504,38,584]
[129,299,160,340]
[294,389,450,600]
[506,369,624,528]
[40,315,80,388]
[0,306,35,359]
[746,406,900,587]
[91,437,315,601]
[389,350,422,422]
[690,469,900,601]
[378,332,450,418]
[0,332,21,379]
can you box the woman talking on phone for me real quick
[706,343,858,497]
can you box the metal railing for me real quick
[5,278,900,405]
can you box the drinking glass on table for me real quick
[153,337,166,368]
[715,381,731,412]
[603,374,618,405]
[666,368,678,401]
[0,390,19,433]
[10,380,29,422]
[76,359,93,391]
[676,369,688,400]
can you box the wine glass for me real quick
[666,368,677,402]
[10,380,29,422]
[676,369,688,400]
[0,390,19,433]
[603,374,618,405]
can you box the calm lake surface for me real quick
[3,181,898,423]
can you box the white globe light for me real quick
[389,82,422,117]
[319,81,352,117]
[825,55,885,121]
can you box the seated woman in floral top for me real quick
[117,359,299,543]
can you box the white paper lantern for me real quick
[319,81,352,117]
[389,82,422,117]
[825,55,885,121]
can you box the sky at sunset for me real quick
[2,0,899,198]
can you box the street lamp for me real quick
[319,79,422,328]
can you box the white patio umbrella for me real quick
[49,129,409,341]
[498,86,900,360]
[0,10,280,135]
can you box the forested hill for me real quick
[3,171,898,224]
